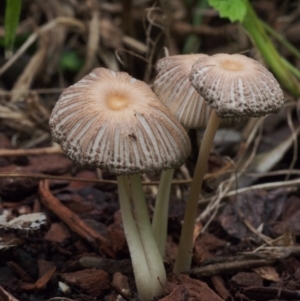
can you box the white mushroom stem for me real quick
[152,168,175,257]
[117,174,166,301]
[174,110,221,274]
[130,174,167,296]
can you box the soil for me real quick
[1,1,300,300]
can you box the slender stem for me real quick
[117,175,152,301]
[174,110,220,274]
[242,0,300,97]
[261,20,300,61]
[281,57,300,80]
[152,168,175,257]
[130,174,166,298]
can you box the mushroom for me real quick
[152,54,245,258]
[174,53,285,273]
[49,68,191,301]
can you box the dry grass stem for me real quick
[0,144,62,156]
[285,108,298,180]
[11,39,49,102]
[76,9,100,81]
[0,17,86,76]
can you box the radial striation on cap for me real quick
[50,68,191,175]
[154,54,209,129]
[189,53,285,118]
[154,54,245,128]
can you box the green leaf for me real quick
[208,0,247,23]
[59,51,84,72]
[4,0,22,58]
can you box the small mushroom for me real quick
[50,68,191,301]
[154,54,245,128]
[190,53,284,117]
[152,54,245,258]
[174,53,284,273]
[154,54,208,128]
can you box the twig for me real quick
[225,178,300,197]
[190,259,276,277]
[0,172,192,186]
[235,203,272,244]
[0,165,234,186]
[76,8,100,81]
[246,169,300,177]
[0,88,64,95]
[0,287,19,301]
[0,145,62,156]
[0,17,85,76]
[38,180,113,256]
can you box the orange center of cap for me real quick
[220,59,244,71]
[106,93,130,111]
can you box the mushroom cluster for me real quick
[49,53,285,300]
[153,53,284,274]
[50,68,191,301]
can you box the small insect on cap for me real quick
[50,68,191,175]
[190,53,284,118]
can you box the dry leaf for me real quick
[252,266,280,282]
[0,213,47,230]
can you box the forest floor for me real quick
[1,1,300,300]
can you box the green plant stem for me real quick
[117,175,152,301]
[281,57,300,80]
[130,174,166,299]
[242,0,300,97]
[152,168,175,257]
[261,20,300,61]
[174,110,220,274]
[5,0,22,58]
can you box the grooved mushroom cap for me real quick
[189,53,284,118]
[153,54,245,129]
[49,68,191,175]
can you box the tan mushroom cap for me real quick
[189,53,284,118]
[153,54,245,129]
[50,68,191,175]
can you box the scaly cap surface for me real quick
[50,68,191,174]
[154,54,245,128]
[189,53,284,118]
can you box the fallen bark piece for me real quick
[61,269,109,297]
[106,211,127,255]
[160,285,189,301]
[252,266,280,282]
[112,272,130,292]
[107,272,132,301]
[34,266,57,289]
[39,180,112,256]
[210,275,232,300]
[169,274,224,301]
[44,222,71,243]
[231,272,263,287]
[20,266,56,290]
[6,261,34,283]
[0,286,19,301]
